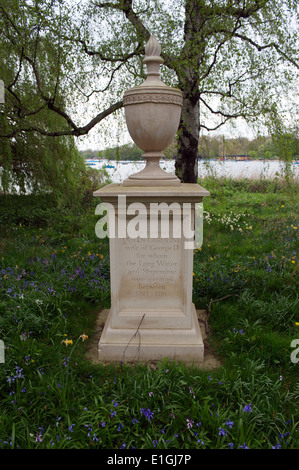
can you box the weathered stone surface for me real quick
[93,183,210,364]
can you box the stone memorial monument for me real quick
[94,36,209,363]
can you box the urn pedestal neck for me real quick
[123,35,183,187]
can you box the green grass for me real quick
[0,177,298,449]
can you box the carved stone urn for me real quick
[123,35,183,186]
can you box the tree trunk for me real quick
[175,96,199,184]
[175,0,203,183]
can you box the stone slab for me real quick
[98,303,203,363]
[93,182,210,202]
[85,309,222,368]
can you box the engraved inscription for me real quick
[119,237,182,298]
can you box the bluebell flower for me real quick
[225,420,234,428]
[239,443,249,449]
[117,423,123,432]
[243,404,252,413]
[218,427,228,436]
[140,408,154,421]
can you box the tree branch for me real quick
[72,35,144,62]
[91,0,179,70]
[218,0,269,19]
[0,100,124,138]
[199,118,232,132]
[233,32,299,69]
[199,95,242,119]
[93,0,150,40]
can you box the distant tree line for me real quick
[197,134,299,160]
[80,133,299,161]
[81,143,144,161]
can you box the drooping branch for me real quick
[91,0,176,70]
[214,0,269,20]
[0,99,124,138]
[199,95,244,120]
[71,35,144,62]
[93,0,150,41]
[233,32,299,69]
[199,118,231,132]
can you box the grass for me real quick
[0,176,298,450]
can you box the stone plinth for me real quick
[93,183,209,363]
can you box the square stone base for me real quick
[97,303,204,364]
[93,182,210,365]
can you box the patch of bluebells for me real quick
[233,328,244,335]
[1,254,109,309]
[272,431,291,449]
[7,366,24,384]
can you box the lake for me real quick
[86,159,299,183]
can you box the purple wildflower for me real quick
[225,420,234,428]
[239,443,249,449]
[243,404,252,413]
[186,419,194,429]
[218,427,228,436]
[140,408,154,421]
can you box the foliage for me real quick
[0,0,298,182]
[97,143,143,161]
[0,132,87,198]
[0,177,298,449]
[92,134,299,161]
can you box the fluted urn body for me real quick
[123,35,183,186]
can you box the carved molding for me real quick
[123,93,183,106]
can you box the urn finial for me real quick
[142,35,164,84]
[144,35,161,58]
